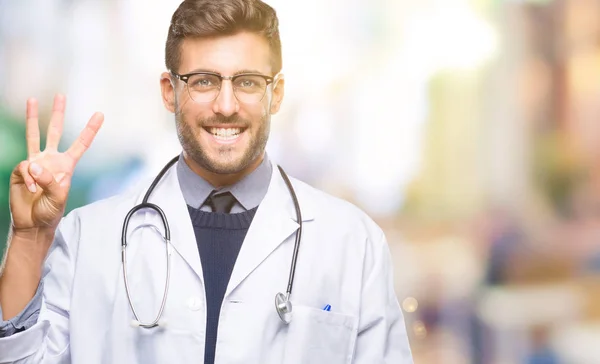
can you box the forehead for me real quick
[178,32,272,75]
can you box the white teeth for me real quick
[209,128,241,140]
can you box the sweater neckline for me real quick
[186,205,258,229]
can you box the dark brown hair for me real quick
[165,0,282,74]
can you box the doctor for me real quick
[0,0,413,363]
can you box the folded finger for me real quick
[26,98,40,157]
[56,172,73,189]
[29,163,61,199]
[13,160,37,193]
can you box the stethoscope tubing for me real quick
[277,165,302,297]
[121,156,302,328]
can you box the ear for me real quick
[160,72,176,113]
[269,74,285,115]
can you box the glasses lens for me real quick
[187,74,221,103]
[233,75,268,103]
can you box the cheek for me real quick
[256,100,271,118]
[175,84,191,103]
[235,103,267,122]
[179,103,208,123]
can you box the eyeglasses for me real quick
[171,71,275,104]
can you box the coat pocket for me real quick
[283,305,358,364]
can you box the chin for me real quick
[202,152,252,175]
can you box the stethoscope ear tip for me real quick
[130,320,141,328]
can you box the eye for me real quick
[234,75,266,90]
[193,77,212,87]
[188,74,220,89]
[235,78,255,88]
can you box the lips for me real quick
[202,126,247,143]
[206,127,242,138]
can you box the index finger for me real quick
[26,98,40,158]
[66,112,104,162]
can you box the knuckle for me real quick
[79,136,91,148]
[15,160,29,174]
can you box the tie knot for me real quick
[207,191,237,213]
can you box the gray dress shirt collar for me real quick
[176,153,272,211]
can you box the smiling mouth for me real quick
[203,127,246,140]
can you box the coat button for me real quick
[187,297,202,311]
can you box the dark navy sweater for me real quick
[187,205,258,364]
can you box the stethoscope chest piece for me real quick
[275,292,292,324]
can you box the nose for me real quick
[212,80,239,116]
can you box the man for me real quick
[0,0,413,363]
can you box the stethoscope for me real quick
[121,155,302,328]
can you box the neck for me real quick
[183,152,265,188]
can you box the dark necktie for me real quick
[207,191,237,213]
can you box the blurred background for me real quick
[1,0,600,362]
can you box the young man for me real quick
[0,0,413,363]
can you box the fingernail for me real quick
[28,183,37,193]
[30,163,42,176]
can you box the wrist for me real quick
[10,226,56,244]
[8,228,56,267]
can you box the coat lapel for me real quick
[131,157,314,297]
[134,163,204,284]
[225,162,314,298]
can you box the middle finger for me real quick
[46,94,66,151]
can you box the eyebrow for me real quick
[233,69,267,76]
[185,68,220,74]
[185,68,269,76]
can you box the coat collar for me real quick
[133,155,315,290]
[224,159,314,297]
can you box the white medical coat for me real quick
[0,159,413,364]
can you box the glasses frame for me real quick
[171,71,275,104]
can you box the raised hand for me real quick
[9,94,104,236]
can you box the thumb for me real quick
[29,163,63,198]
